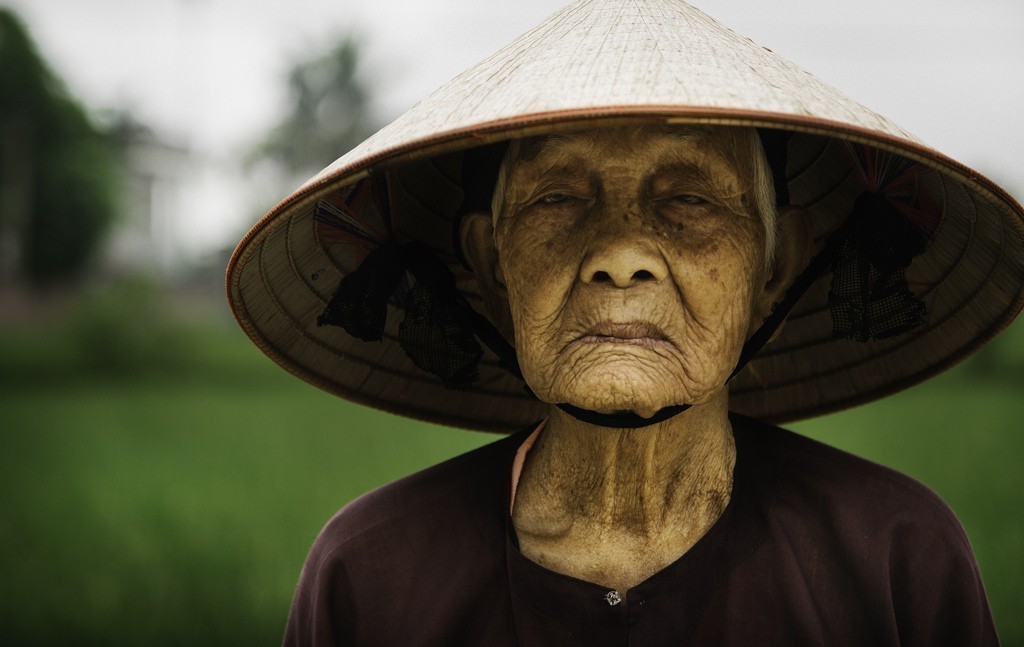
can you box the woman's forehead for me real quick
[510,125,746,177]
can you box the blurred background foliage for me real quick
[0,9,117,288]
[1,5,1022,646]
[248,36,374,179]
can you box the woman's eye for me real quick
[539,193,573,205]
[673,194,706,205]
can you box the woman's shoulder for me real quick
[283,429,531,645]
[310,428,528,561]
[731,413,968,544]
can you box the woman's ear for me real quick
[459,211,514,341]
[758,205,813,322]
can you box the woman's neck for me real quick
[511,391,736,591]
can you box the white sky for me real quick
[4,0,1023,256]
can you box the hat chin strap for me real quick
[555,402,691,428]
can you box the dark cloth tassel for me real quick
[398,244,484,389]
[316,243,406,341]
[829,191,929,341]
[317,241,487,388]
[399,280,483,389]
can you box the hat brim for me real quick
[227,0,1024,431]
[227,107,1024,432]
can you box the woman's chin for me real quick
[551,374,725,420]
[528,356,727,418]
[557,383,687,419]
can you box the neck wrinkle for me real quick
[515,391,736,539]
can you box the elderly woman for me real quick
[459,124,810,591]
[227,1,1021,644]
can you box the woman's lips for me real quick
[573,321,672,348]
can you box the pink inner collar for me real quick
[510,420,545,515]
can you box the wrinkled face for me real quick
[491,125,775,418]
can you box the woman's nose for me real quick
[580,229,669,288]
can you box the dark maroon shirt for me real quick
[283,414,998,646]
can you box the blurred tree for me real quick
[250,36,377,177]
[0,8,117,288]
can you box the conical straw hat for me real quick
[227,0,1024,432]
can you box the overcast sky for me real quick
[5,0,1022,253]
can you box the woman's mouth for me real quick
[575,321,671,348]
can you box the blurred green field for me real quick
[1,288,1022,645]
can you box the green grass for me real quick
[1,306,1022,645]
[0,322,491,645]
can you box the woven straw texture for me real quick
[227,0,1024,432]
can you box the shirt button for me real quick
[604,590,622,606]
